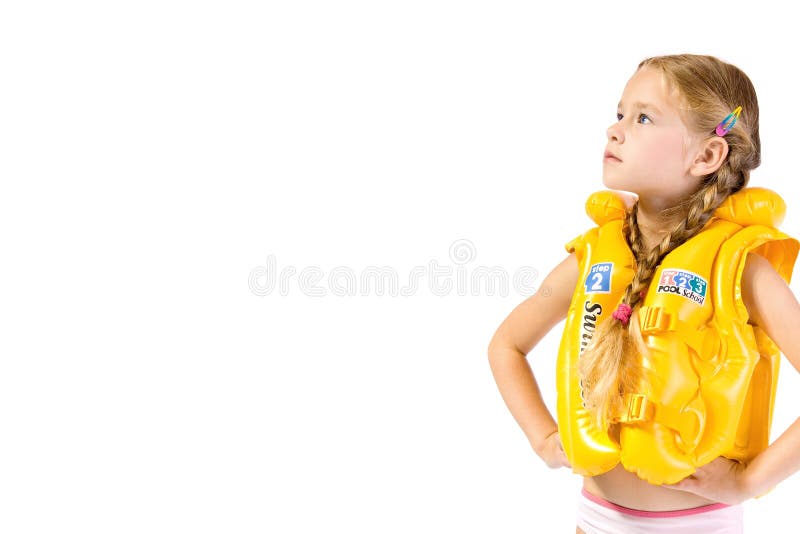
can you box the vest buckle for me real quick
[617,393,654,423]
[640,306,674,334]
[613,393,705,452]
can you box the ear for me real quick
[689,136,729,177]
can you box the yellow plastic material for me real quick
[556,187,800,486]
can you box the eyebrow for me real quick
[617,101,664,115]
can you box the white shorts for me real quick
[576,488,744,534]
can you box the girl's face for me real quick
[603,66,704,207]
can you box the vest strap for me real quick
[639,305,717,360]
[613,393,703,452]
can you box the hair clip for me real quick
[715,105,742,136]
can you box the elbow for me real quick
[487,330,506,360]
[487,336,503,366]
[487,335,521,366]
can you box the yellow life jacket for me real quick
[556,187,800,486]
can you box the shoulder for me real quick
[543,253,579,301]
[527,252,579,326]
[741,253,778,327]
[490,253,578,356]
[741,251,800,374]
[741,251,797,330]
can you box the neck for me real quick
[634,198,686,252]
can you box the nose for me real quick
[607,120,624,143]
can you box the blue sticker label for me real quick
[656,268,708,306]
[584,262,612,294]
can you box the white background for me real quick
[2,1,799,532]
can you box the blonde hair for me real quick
[577,54,761,431]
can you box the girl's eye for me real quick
[616,112,652,124]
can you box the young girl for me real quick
[488,54,800,533]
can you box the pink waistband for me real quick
[581,488,731,518]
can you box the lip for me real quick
[603,150,622,162]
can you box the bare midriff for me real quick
[581,424,719,511]
[582,463,719,511]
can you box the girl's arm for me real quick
[738,252,800,498]
[487,253,578,454]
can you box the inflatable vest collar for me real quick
[556,187,800,486]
